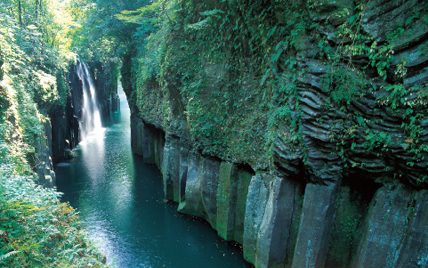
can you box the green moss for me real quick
[216,162,234,240]
[124,0,428,184]
[233,168,252,245]
[216,163,252,244]
[325,186,365,267]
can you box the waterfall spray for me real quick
[76,60,102,141]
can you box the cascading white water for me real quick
[76,60,102,141]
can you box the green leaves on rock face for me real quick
[109,0,428,182]
[200,9,224,17]
[357,116,365,126]
[186,17,213,30]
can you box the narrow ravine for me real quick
[55,86,251,268]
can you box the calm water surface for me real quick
[55,89,251,268]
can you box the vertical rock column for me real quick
[153,133,165,173]
[141,125,155,164]
[291,181,340,268]
[163,136,180,202]
[130,115,165,167]
[131,114,144,156]
[179,142,189,203]
[256,177,300,268]
[395,189,428,267]
[243,174,273,264]
[200,157,221,228]
[243,174,303,268]
[351,185,414,268]
[324,184,369,268]
[178,153,220,229]
[178,151,205,218]
[217,163,238,241]
[234,168,254,245]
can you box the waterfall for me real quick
[76,60,102,141]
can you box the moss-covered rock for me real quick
[125,0,428,267]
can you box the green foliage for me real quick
[0,163,108,267]
[0,11,66,164]
[0,2,114,267]
[116,1,161,26]
[116,0,428,182]
[68,0,151,63]
[316,4,428,183]
[120,0,310,167]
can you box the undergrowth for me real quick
[0,162,108,268]
[0,7,110,268]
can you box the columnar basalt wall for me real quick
[50,63,84,164]
[131,116,428,268]
[125,0,428,267]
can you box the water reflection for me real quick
[80,128,106,184]
[55,85,251,268]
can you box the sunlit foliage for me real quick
[0,1,108,266]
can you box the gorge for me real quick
[1,0,428,267]
[55,85,250,267]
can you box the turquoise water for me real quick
[55,89,251,268]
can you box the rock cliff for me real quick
[125,0,428,267]
[131,117,428,268]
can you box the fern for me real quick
[0,251,21,262]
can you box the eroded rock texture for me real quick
[275,0,428,184]
[126,0,428,267]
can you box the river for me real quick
[55,87,251,268]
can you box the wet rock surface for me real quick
[131,112,428,268]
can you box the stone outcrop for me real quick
[352,185,414,268]
[125,0,428,267]
[292,182,340,268]
[50,63,84,164]
[292,0,428,184]
[396,190,428,267]
[130,118,428,267]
